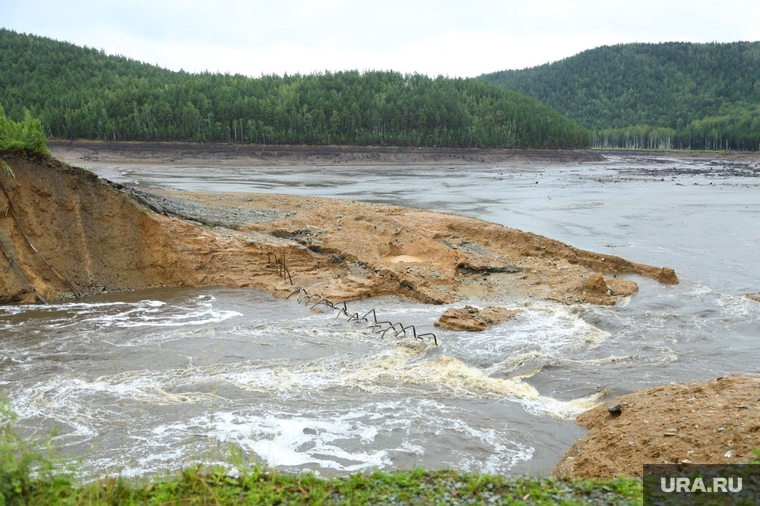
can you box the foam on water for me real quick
[81,295,241,328]
[1,291,606,478]
[86,397,536,477]
[445,302,611,362]
[203,411,387,471]
[342,347,603,419]
[0,295,240,332]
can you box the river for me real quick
[1,152,759,479]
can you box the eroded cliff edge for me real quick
[0,151,677,305]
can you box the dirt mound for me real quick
[1,150,676,306]
[554,375,760,479]
[435,306,520,331]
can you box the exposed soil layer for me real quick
[0,152,325,303]
[1,147,675,306]
[554,375,760,479]
[596,149,760,165]
[139,187,677,306]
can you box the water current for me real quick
[2,153,759,479]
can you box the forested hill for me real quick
[480,42,760,151]
[0,29,590,149]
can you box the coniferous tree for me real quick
[0,29,590,149]
[480,42,760,150]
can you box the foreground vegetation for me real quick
[480,42,760,151]
[3,463,644,505]
[0,29,590,149]
[1,102,50,179]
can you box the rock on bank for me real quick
[1,151,677,305]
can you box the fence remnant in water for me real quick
[286,288,438,345]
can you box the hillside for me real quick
[0,29,590,149]
[480,42,760,151]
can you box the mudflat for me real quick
[48,140,760,167]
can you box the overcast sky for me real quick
[2,0,759,78]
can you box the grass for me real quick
[2,464,644,505]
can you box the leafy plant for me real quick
[0,103,50,156]
[0,398,44,501]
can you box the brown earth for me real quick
[435,305,521,331]
[0,152,321,303]
[595,148,760,163]
[0,148,677,305]
[554,375,760,479]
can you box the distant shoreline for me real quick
[47,139,605,166]
[47,140,760,167]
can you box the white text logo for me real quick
[660,477,742,493]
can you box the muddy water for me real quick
[2,153,760,479]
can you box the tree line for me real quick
[0,29,590,149]
[480,42,760,151]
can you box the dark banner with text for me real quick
[644,464,760,505]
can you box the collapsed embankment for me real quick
[0,150,678,305]
[0,152,331,303]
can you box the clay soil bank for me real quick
[554,375,760,479]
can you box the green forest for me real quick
[0,29,590,149]
[480,42,760,151]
